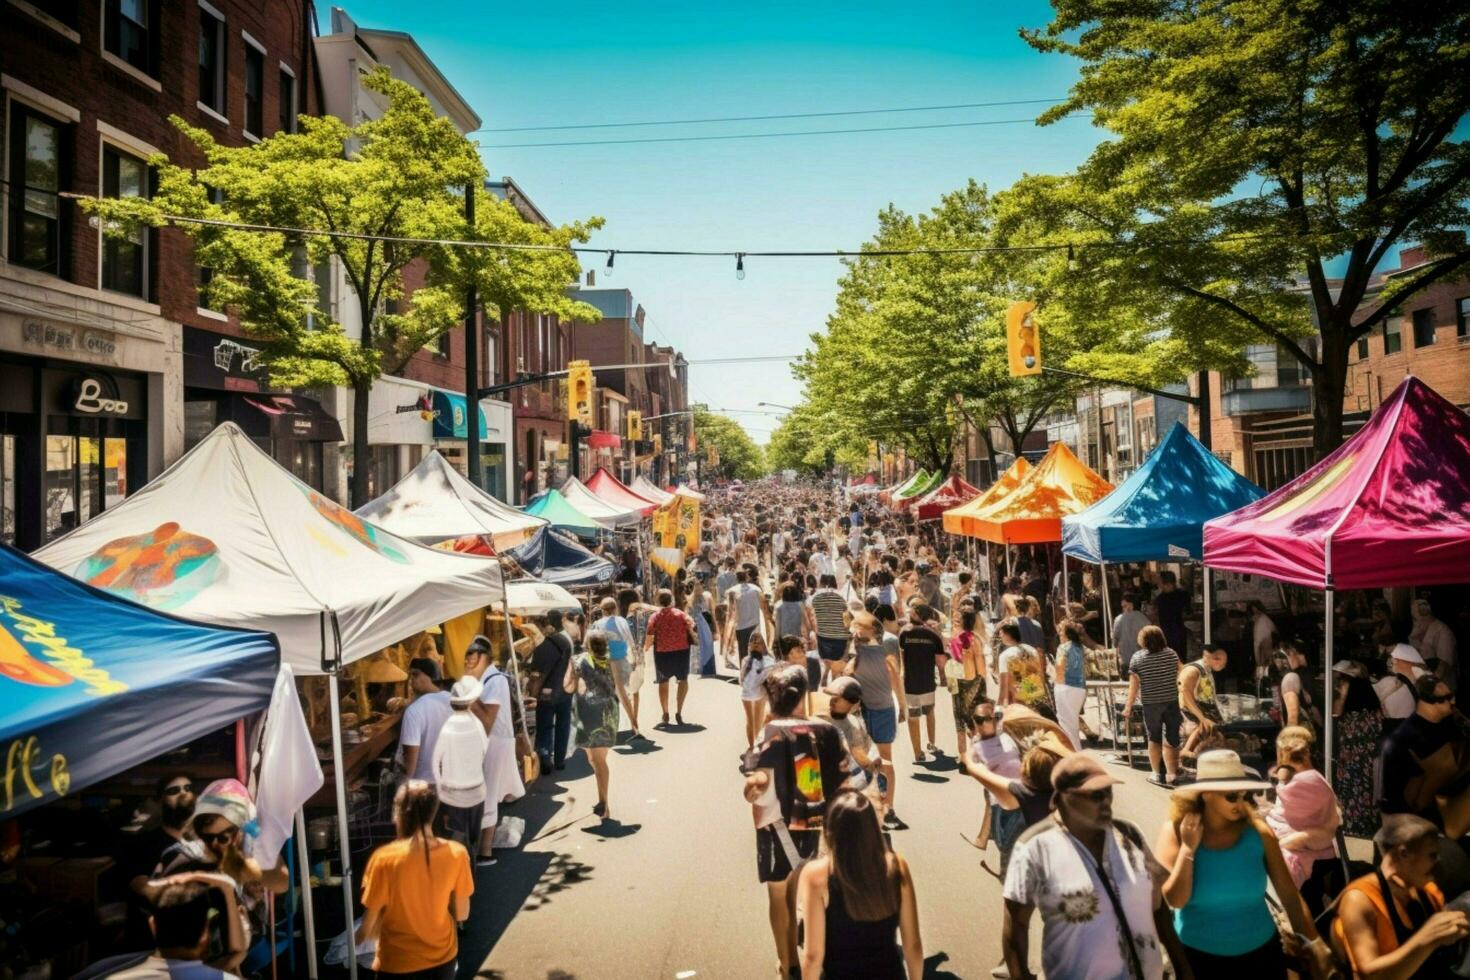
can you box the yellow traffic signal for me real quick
[627,410,643,441]
[567,360,594,425]
[1007,301,1041,377]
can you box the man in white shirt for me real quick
[832,544,854,592]
[1112,592,1151,662]
[725,569,772,660]
[397,658,453,784]
[433,676,489,847]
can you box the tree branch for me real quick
[1351,250,1470,338]
[1160,276,1317,369]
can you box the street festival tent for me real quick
[505,580,584,616]
[524,487,604,537]
[894,469,945,508]
[35,422,504,979]
[941,457,1033,537]
[505,524,618,588]
[965,441,1114,546]
[673,483,708,502]
[560,476,645,528]
[631,475,675,505]
[585,466,660,516]
[1060,421,1264,646]
[914,472,981,522]
[0,542,280,817]
[1204,377,1470,783]
[354,449,545,552]
[880,469,929,505]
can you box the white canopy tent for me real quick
[673,484,706,502]
[506,580,583,615]
[630,475,675,505]
[355,448,545,551]
[35,423,504,980]
[560,475,644,528]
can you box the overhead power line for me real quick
[472,97,1066,133]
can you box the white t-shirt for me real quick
[833,556,853,589]
[1375,674,1417,719]
[728,583,763,630]
[1003,818,1166,980]
[809,551,834,577]
[432,710,489,807]
[478,667,517,739]
[396,691,453,782]
[740,653,776,701]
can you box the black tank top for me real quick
[822,872,904,978]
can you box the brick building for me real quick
[1,0,319,549]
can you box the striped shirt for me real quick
[1129,647,1182,704]
[810,589,849,638]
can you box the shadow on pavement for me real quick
[476,970,579,980]
[460,848,595,974]
[911,773,950,784]
[580,818,642,839]
[660,721,708,734]
[924,951,961,978]
[613,738,664,756]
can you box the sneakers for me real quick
[883,810,907,830]
[990,963,1010,978]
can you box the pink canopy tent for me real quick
[914,473,981,522]
[1204,376,1470,782]
[584,467,659,516]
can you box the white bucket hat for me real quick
[1174,749,1271,796]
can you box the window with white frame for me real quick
[243,36,264,137]
[7,103,67,275]
[104,0,156,75]
[278,66,296,134]
[100,143,149,297]
[198,4,226,117]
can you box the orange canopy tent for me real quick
[941,457,1032,536]
[964,442,1114,545]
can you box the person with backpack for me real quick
[644,587,699,727]
[742,663,861,980]
[740,631,778,751]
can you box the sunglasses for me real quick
[163,783,194,797]
[1213,791,1253,803]
[1423,692,1456,705]
[972,715,997,726]
[1066,788,1113,803]
[196,829,236,846]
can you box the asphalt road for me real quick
[458,663,1187,980]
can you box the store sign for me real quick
[21,319,118,358]
[73,377,129,415]
[213,339,262,373]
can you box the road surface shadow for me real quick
[911,773,950,784]
[924,951,961,978]
[659,721,708,734]
[476,971,578,980]
[613,738,664,756]
[580,818,642,839]
[460,849,595,974]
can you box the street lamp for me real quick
[756,401,795,411]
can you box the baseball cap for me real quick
[408,657,441,681]
[1390,643,1425,666]
[1050,754,1123,796]
[465,634,492,657]
[1332,659,1368,680]
[450,675,483,707]
[823,676,863,704]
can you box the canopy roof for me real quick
[965,442,1114,545]
[942,457,1032,536]
[1,543,279,815]
[1064,422,1265,564]
[524,488,603,537]
[354,450,545,551]
[560,477,644,527]
[506,525,617,587]
[881,469,928,503]
[915,473,981,522]
[506,580,584,615]
[630,476,675,505]
[673,484,707,502]
[1204,377,1470,589]
[585,467,659,515]
[36,423,504,675]
[893,469,940,502]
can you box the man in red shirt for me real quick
[644,588,698,727]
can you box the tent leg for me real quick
[1203,566,1213,646]
[1005,545,1011,583]
[1324,588,1335,786]
[499,574,531,742]
[295,808,318,980]
[1100,564,1113,651]
[326,672,359,980]
[1063,555,1070,606]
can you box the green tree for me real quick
[693,407,765,480]
[765,403,866,476]
[1024,0,1470,454]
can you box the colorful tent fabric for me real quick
[560,477,644,528]
[505,525,617,587]
[942,458,1032,536]
[630,476,675,505]
[1204,377,1470,589]
[0,543,279,815]
[355,450,545,551]
[585,467,659,515]
[965,442,1114,545]
[35,422,505,675]
[1064,422,1265,564]
[915,473,981,522]
[894,469,946,509]
[880,469,928,505]
[892,469,937,501]
[524,488,603,537]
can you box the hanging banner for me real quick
[655,495,701,557]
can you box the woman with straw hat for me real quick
[1154,749,1334,978]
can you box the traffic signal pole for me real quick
[464,182,482,488]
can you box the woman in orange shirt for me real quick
[356,781,474,978]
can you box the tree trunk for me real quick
[351,378,371,508]
[1312,328,1350,459]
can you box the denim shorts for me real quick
[861,704,897,745]
[1143,701,1183,748]
[816,635,850,662]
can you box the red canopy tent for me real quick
[914,473,981,522]
[584,467,659,516]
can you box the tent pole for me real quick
[1005,544,1012,583]
[1324,588,1335,786]
[295,808,318,980]
[1203,566,1213,646]
[326,671,359,980]
[498,563,531,742]
[1100,564,1113,651]
[1063,554,1070,606]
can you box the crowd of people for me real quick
[97,475,1470,980]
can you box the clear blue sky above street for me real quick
[327,1,1102,443]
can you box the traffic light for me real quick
[566,360,594,425]
[627,410,643,442]
[1006,301,1042,377]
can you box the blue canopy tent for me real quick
[1061,421,1264,646]
[507,525,617,588]
[0,543,279,817]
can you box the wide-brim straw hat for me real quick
[1000,703,1070,747]
[1173,749,1271,796]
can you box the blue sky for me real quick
[330,1,1101,443]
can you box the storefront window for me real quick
[104,437,127,510]
[1,435,14,547]
[44,435,104,539]
[286,440,323,490]
[365,445,398,500]
[185,400,217,450]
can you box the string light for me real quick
[736,253,746,281]
[605,250,615,277]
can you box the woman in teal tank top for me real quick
[1153,749,1335,979]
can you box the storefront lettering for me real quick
[213,339,261,373]
[74,378,129,415]
[22,319,117,357]
[0,596,128,697]
[2,736,68,812]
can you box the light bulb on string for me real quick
[735,253,745,281]
[605,250,615,278]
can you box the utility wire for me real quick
[472,97,1066,133]
[482,114,1083,148]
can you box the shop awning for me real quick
[0,543,279,816]
[431,390,489,440]
[587,430,622,450]
[506,525,617,587]
[224,393,343,442]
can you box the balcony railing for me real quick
[1220,385,1312,416]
